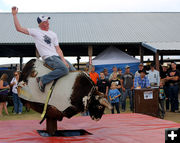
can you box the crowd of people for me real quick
[0,61,179,117]
[86,62,180,114]
[0,71,23,117]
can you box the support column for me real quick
[160,54,163,65]
[20,57,23,71]
[46,118,57,135]
[155,52,160,71]
[139,46,144,63]
[77,56,81,70]
[88,46,93,72]
[153,54,155,61]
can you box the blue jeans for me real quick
[169,85,179,111]
[164,85,169,110]
[12,93,23,113]
[81,111,90,116]
[119,88,123,107]
[41,56,76,85]
[122,89,134,111]
[111,102,120,114]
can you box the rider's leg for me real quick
[41,56,69,85]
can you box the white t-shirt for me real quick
[147,70,160,86]
[28,28,59,60]
[11,77,18,94]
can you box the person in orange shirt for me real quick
[89,66,99,85]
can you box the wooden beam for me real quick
[160,54,163,65]
[139,46,144,63]
[155,52,160,71]
[88,46,93,71]
[20,57,23,71]
[77,56,81,70]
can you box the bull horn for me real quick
[99,98,112,110]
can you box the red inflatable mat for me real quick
[0,113,180,143]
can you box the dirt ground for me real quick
[164,111,180,123]
[104,109,180,123]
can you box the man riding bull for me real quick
[12,7,75,92]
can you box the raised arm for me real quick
[12,7,29,35]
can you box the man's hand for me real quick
[166,76,172,81]
[64,61,70,68]
[12,7,18,16]
[122,87,125,92]
[12,82,16,85]
[6,85,10,89]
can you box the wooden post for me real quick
[153,54,155,61]
[46,118,57,135]
[20,57,23,71]
[77,56,81,70]
[139,46,144,63]
[88,46,93,72]
[161,55,163,61]
[160,54,163,65]
[155,51,160,71]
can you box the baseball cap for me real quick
[171,61,177,65]
[150,63,155,67]
[125,65,130,69]
[37,15,50,24]
[139,69,148,75]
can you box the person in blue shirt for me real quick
[109,83,121,114]
[159,81,166,117]
[134,69,150,89]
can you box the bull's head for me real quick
[88,90,112,121]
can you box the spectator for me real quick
[135,63,144,77]
[103,68,110,81]
[97,72,109,98]
[108,82,121,114]
[109,72,121,91]
[121,65,134,112]
[84,67,89,74]
[89,66,99,85]
[109,66,119,81]
[0,73,10,116]
[10,71,23,114]
[165,62,180,112]
[147,63,160,87]
[134,69,150,88]
[160,63,170,111]
[159,80,166,116]
[117,68,123,81]
[117,68,123,106]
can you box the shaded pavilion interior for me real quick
[1,42,180,71]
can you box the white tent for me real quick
[92,47,140,74]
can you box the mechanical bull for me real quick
[17,59,112,135]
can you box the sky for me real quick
[0,0,180,12]
[0,0,180,65]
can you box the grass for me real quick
[0,106,41,121]
[1,99,180,123]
